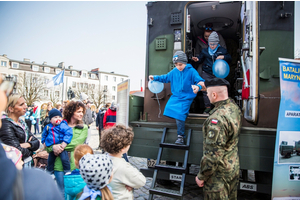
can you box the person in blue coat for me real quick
[41,109,73,174]
[192,31,232,114]
[149,51,205,145]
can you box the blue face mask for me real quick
[208,44,220,56]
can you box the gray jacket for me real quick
[83,108,93,126]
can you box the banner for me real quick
[272,58,300,199]
[116,79,130,127]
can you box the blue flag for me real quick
[47,70,64,88]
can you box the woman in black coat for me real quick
[0,94,40,168]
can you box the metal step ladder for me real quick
[148,127,192,200]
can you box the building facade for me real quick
[0,54,128,107]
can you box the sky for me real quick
[0,1,148,91]
[0,1,299,92]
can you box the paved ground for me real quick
[36,122,272,199]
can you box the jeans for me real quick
[47,151,70,174]
[176,119,185,138]
[34,118,40,134]
[54,170,65,197]
[23,160,32,168]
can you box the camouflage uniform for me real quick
[197,98,242,200]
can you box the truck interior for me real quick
[185,1,244,115]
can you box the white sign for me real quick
[240,182,257,191]
[169,174,182,182]
[285,111,300,118]
[116,80,130,127]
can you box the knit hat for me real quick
[79,154,113,190]
[208,31,219,43]
[48,109,62,120]
[1,143,22,166]
[80,93,88,102]
[172,51,187,64]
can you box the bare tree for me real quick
[49,91,60,107]
[89,85,109,109]
[73,82,89,99]
[17,72,47,106]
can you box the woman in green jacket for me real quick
[46,101,88,196]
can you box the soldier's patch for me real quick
[211,119,218,124]
[208,130,215,138]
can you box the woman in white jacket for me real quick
[101,124,146,199]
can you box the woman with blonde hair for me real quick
[0,94,40,168]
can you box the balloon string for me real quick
[156,93,162,118]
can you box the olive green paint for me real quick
[148,34,176,76]
[259,30,294,93]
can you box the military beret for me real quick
[205,78,230,88]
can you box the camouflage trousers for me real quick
[203,176,239,200]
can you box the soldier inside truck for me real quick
[186,1,242,115]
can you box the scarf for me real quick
[78,186,101,200]
[208,44,220,56]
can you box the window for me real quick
[84,83,88,88]
[72,71,77,76]
[104,85,108,90]
[45,79,49,84]
[11,75,17,82]
[113,77,116,82]
[1,61,7,67]
[105,75,108,81]
[44,67,50,73]
[55,91,59,98]
[32,77,37,83]
[12,62,19,69]
[72,81,76,88]
[121,78,124,82]
[80,83,83,88]
[91,74,96,79]
[44,90,49,97]
[91,84,95,89]
[112,95,115,100]
[82,73,86,78]
[112,86,116,91]
[32,65,39,71]
[56,69,61,74]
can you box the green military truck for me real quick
[127,1,297,197]
[295,141,300,156]
[280,141,294,158]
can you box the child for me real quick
[149,51,205,145]
[77,154,113,200]
[101,124,146,200]
[192,31,232,113]
[1,143,23,170]
[65,144,94,200]
[41,109,73,174]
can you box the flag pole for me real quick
[61,69,65,105]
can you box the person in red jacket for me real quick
[103,102,116,129]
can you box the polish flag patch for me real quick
[211,119,218,124]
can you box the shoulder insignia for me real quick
[211,119,218,124]
[208,130,215,138]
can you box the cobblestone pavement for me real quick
[37,123,271,200]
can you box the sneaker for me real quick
[175,136,184,145]
[203,108,211,114]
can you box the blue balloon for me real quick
[25,116,29,119]
[148,80,164,94]
[32,120,36,125]
[29,116,34,121]
[212,60,230,78]
[25,111,30,116]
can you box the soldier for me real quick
[195,78,242,200]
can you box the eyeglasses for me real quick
[205,27,213,31]
[209,43,218,46]
[0,80,16,97]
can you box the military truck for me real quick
[295,140,300,155]
[127,1,297,196]
[280,141,294,158]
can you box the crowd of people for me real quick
[0,26,242,200]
